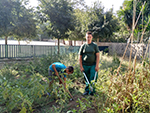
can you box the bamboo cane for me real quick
[117,1,146,74]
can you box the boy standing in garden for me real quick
[48,62,74,93]
[78,31,100,95]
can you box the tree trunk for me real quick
[74,40,76,46]
[5,36,8,58]
[97,38,99,46]
[5,36,7,45]
[69,40,72,46]
[63,39,65,45]
[18,41,20,45]
[55,40,57,45]
[58,38,60,55]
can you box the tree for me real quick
[64,0,93,45]
[11,5,37,42]
[39,0,75,54]
[88,1,120,42]
[66,8,89,42]
[0,0,37,44]
[117,0,150,42]
[112,20,129,42]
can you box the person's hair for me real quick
[67,66,74,73]
[86,31,92,35]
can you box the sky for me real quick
[29,0,124,13]
[86,0,124,13]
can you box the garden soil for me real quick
[33,95,97,113]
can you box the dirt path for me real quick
[34,95,97,113]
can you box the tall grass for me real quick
[103,2,150,112]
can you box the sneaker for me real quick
[43,92,51,97]
[83,91,89,95]
[89,92,94,96]
[47,92,51,96]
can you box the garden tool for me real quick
[57,74,74,101]
[83,71,97,92]
[83,72,97,92]
[92,71,97,86]
[90,72,98,94]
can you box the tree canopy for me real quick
[38,0,76,53]
[88,1,120,42]
[0,0,139,44]
[39,0,75,39]
[66,8,89,41]
[0,0,37,43]
[117,0,150,42]
[118,0,150,31]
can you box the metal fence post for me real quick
[5,45,8,58]
[31,45,35,57]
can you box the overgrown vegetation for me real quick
[0,53,150,113]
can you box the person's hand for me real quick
[80,67,84,72]
[95,66,99,72]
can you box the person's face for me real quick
[86,34,93,43]
[66,69,73,75]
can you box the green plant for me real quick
[2,52,149,113]
[0,66,49,112]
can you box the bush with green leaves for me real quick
[0,67,48,112]
[0,53,81,113]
